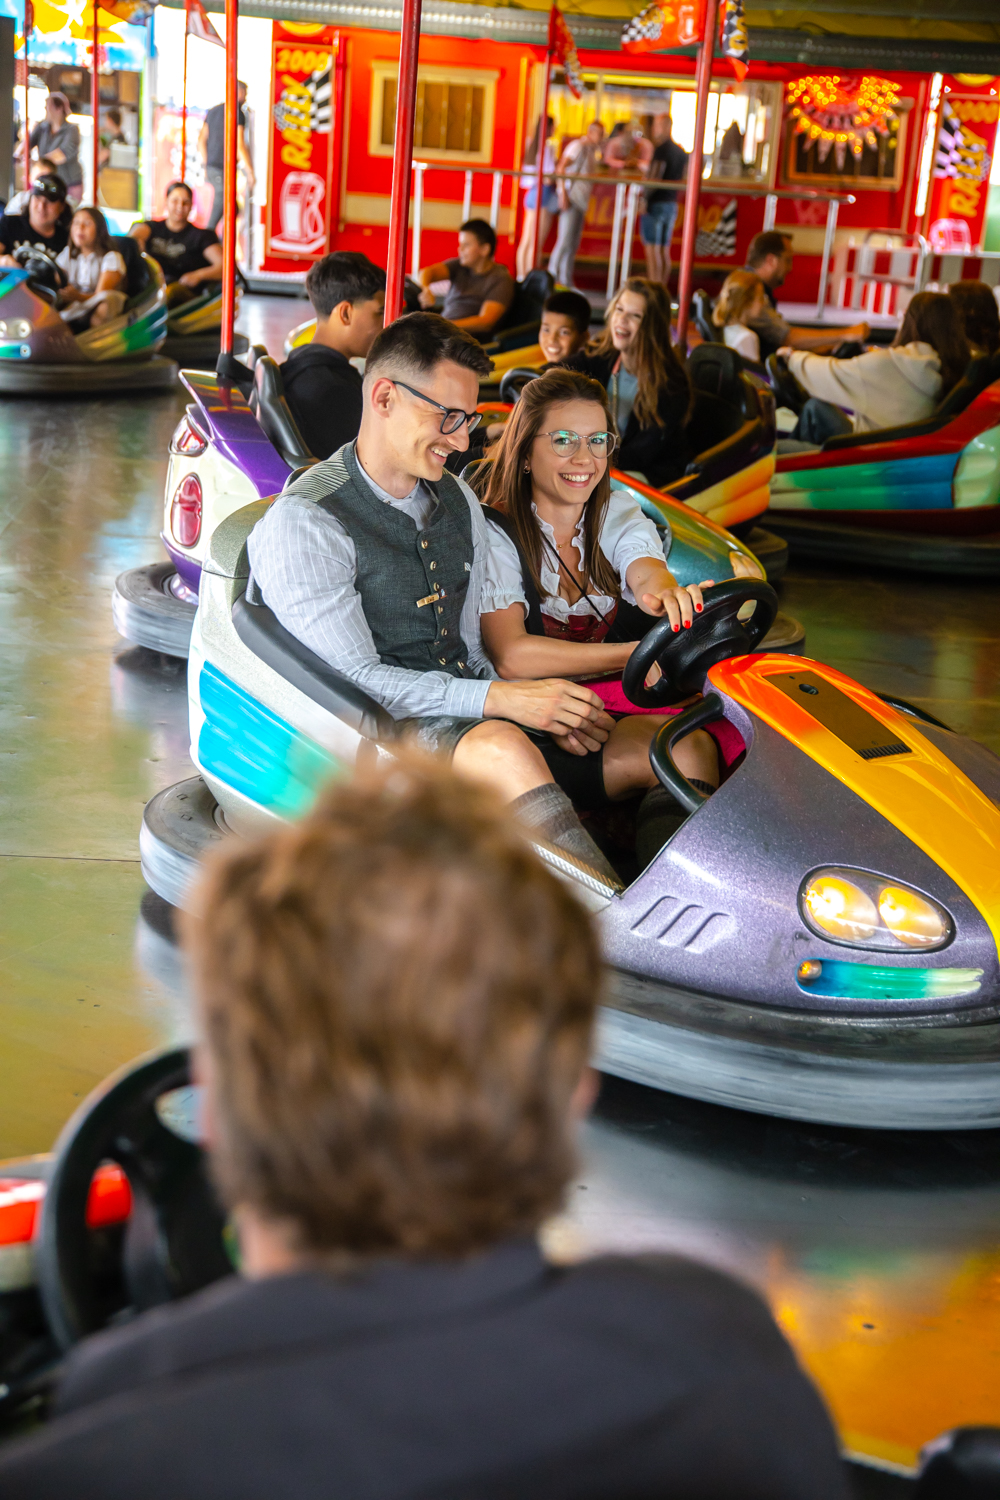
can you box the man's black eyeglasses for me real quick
[392,380,482,435]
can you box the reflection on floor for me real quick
[0,295,997,1478]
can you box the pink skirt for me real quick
[587,677,746,769]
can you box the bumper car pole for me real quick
[674,0,720,350]
[384,0,422,321]
[529,45,553,273]
[220,0,238,355]
[91,0,100,205]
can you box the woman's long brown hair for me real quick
[589,276,689,428]
[895,290,971,395]
[481,368,621,603]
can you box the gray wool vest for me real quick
[312,443,476,678]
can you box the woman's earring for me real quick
[524,461,531,473]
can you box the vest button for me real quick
[437,604,444,613]
[441,628,448,637]
[457,661,465,670]
[429,561,437,570]
[438,657,447,665]
[420,540,429,549]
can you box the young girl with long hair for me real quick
[479,368,759,866]
[565,277,691,487]
[712,269,768,363]
[947,279,1000,358]
[56,206,126,328]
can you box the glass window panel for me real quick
[381,78,397,149]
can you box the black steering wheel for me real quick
[498,366,541,404]
[35,1048,232,1351]
[621,578,779,710]
[14,242,67,292]
[764,352,807,415]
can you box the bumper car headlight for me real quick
[799,868,952,952]
[877,885,948,949]
[0,319,31,340]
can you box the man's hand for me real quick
[0,253,16,268]
[730,551,764,582]
[837,321,869,347]
[640,581,715,631]
[418,286,436,309]
[178,271,201,289]
[485,678,614,757]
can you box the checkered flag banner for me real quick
[621,0,705,54]
[719,0,749,80]
[695,198,737,258]
[621,1,668,51]
[274,66,332,134]
[933,101,962,179]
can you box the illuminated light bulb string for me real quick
[786,74,901,171]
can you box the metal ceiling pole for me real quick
[674,0,719,349]
[385,0,422,322]
[91,0,100,204]
[23,4,31,192]
[220,0,238,356]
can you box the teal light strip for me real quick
[198,661,341,819]
[798,959,983,1002]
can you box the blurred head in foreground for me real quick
[181,755,600,1266]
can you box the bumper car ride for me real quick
[0,244,176,395]
[139,497,1000,1129]
[113,353,801,658]
[160,281,249,368]
[766,351,1000,575]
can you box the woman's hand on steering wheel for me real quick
[640,580,717,632]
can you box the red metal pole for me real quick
[385,0,422,323]
[529,54,551,273]
[674,0,719,350]
[91,0,100,204]
[181,21,189,180]
[22,6,31,192]
[220,0,238,355]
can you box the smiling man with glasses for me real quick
[248,312,624,883]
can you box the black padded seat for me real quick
[112,235,149,302]
[483,269,556,353]
[233,591,392,741]
[685,346,760,459]
[249,356,316,470]
[823,352,1000,453]
[691,289,720,344]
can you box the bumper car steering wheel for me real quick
[498,367,541,404]
[764,353,808,416]
[14,243,67,295]
[35,1048,232,1351]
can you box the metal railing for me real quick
[409,159,855,317]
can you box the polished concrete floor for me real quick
[0,295,997,1478]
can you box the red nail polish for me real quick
[673,623,680,632]
[695,603,703,612]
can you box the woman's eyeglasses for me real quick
[392,380,482,435]
[539,430,618,459]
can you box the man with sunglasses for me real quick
[248,312,624,882]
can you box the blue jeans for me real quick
[640,199,678,248]
[793,398,853,446]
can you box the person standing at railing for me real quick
[641,114,687,289]
[548,121,605,291]
[516,116,557,281]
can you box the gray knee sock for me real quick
[635,786,690,871]
[511,784,622,889]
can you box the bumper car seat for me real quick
[481,269,555,354]
[684,343,761,458]
[691,289,720,345]
[249,355,317,471]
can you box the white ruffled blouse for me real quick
[481,491,669,624]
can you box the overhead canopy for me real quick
[169,0,1000,70]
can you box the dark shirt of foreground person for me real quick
[0,1243,847,1500]
[0,759,849,1500]
[281,342,363,461]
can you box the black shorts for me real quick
[530,732,609,810]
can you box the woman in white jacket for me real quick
[780,291,970,446]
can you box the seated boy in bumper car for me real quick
[248,314,740,887]
[0,758,848,1498]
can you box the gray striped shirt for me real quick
[246,443,496,722]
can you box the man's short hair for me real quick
[182,757,599,1259]
[746,231,793,268]
[364,310,491,386]
[460,217,496,256]
[544,289,592,337]
[305,252,387,319]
